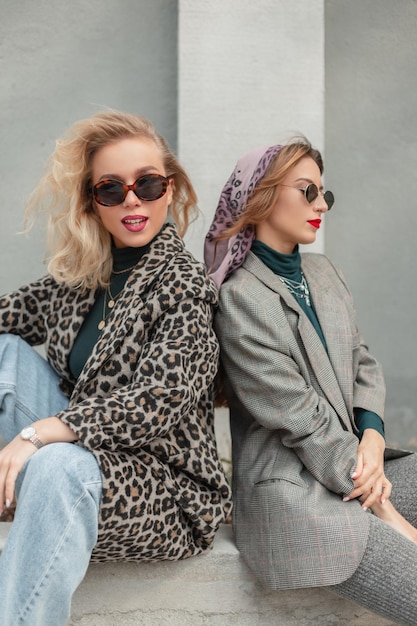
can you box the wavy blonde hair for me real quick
[216,137,324,242]
[25,110,198,291]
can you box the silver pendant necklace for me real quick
[278,273,311,307]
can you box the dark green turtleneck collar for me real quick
[251,238,327,350]
[110,243,150,297]
[251,240,302,280]
[111,242,150,273]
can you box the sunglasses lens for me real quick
[95,181,124,206]
[136,174,168,201]
[94,174,168,206]
[324,190,334,210]
[305,184,319,204]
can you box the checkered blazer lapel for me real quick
[302,257,353,430]
[244,252,352,432]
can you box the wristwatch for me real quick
[20,426,45,449]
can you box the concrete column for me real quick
[178,0,326,260]
[178,0,326,465]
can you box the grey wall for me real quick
[0,0,177,291]
[325,0,417,448]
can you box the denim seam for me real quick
[14,399,40,422]
[15,490,97,625]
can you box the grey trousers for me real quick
[331,453,417,625]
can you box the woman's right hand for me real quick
[0,436,38,514]
[341,432,417,544]
[0,417,77,513]
[344,429,391,510]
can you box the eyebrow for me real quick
[97,166,162,183]
[293,177,323,190]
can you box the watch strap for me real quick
[29,432,45,449]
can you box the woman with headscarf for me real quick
[205,137,417,625]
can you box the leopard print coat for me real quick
[0,224,232,562]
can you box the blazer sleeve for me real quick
[56,287,219,452]
[215,278,360,496]
[330,261,386,419]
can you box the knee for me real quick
[0,333,25,357]
[0,333,20,368]
[19,443,101,496]
[0,334,30,372]
[0,333,20,348]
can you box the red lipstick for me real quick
[307,219,321,229]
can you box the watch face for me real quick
[21,426,36,440]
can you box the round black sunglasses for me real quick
[280,183,334,210]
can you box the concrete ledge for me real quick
[0,523,395,625]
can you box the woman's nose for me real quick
[123,189,141,206]
[315,193,329,213]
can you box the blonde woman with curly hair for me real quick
[0,110,232,626]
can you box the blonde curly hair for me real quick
[25,110,198,291]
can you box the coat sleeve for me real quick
[56,288,219,452]
[0,276,54,345]
[215,278,360,496]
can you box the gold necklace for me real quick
[97,263,136,330]
[107,284,117,308]
[98,286,120,331]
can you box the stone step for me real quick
[0,522,395,625]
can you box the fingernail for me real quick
[5,499,10,509]
[381,498,386,504]
[362,505,368,511]
[342,497,350,502]
[351,472,357,478]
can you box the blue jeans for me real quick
[0,334,102,626]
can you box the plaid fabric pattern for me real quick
[215,252,404,589]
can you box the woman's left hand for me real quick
[344,429,392,510]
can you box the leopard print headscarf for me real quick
[204,144,282,288]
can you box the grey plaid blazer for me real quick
[215,251,407,590]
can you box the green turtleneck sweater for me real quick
[68,243,150,379]
[251,239,384,440]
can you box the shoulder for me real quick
[1,273,59,301]
[301,252,345,276]
[220,252,269,292]
[150,224,219,305]
[301,252,350,292]
[217,263,284,327]
[219,251,281,305]
[301,252,334,271]
[218,264,259,304]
